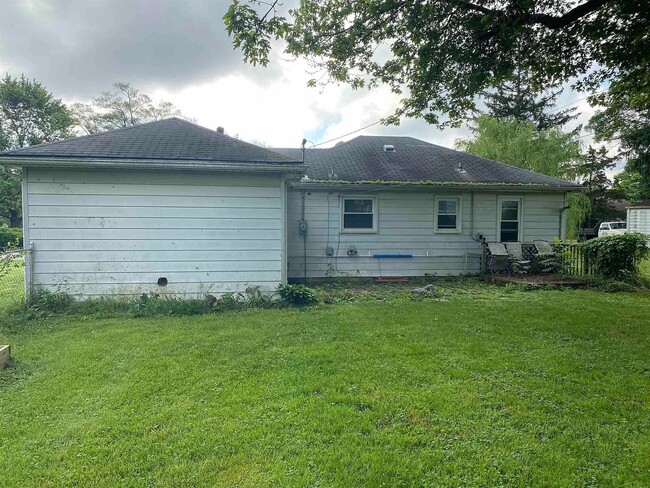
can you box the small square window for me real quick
[341,197,377,232]
[435,197,461,232]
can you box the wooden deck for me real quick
[487,274,589,287]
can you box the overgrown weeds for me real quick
[5,270,649,326]
[277,284,319,307]
[13,286,286,321]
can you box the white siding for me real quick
[26,168,284,298]
[287,189,566,278]
[627,207,650,235]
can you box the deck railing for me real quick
[487,242,591,278]
[555,243,591,277]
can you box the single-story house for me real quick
[0,118,581,298]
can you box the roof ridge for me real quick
[328,135,436,150]
[163,117,296,161]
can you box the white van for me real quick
[597,221,627,237]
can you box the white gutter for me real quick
[289,182,582,192]
[0,156,304,174]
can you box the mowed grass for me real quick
[1,287,650,487]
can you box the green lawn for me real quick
[1,285,650,487]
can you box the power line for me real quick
[547,90,605,114]
[313,120,382,147]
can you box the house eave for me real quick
[289,181,582,192]
[0,156,304,174]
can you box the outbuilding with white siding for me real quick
[1,118,303,298]
[626,201,650,236]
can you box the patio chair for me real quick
[533,240,556,256]
[505,242,531,272]
[485,242,511,274]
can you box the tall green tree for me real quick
[455,116,581,179]
[575,145,620,222]
[0,74,75,227]
[589,73,650,200]
[482,67,578,131]
[610,166,645,203]
[224,0,648,127]
[455,115,589,238]
[0,74,74,149]
[72,82,186,134]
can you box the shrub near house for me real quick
[582,233,650,280]
[0,226,22,249]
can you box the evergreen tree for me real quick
[482,68,579,131]
[575,146,620,223]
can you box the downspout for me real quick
[560,192,569,241]
[301,139,308,279]
[470,192,475,239]
[301,189,307,279]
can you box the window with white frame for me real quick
[341,197,377,232]
[498,197,522,242]
[435,196,461,232]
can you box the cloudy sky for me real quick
[1,0,597,151]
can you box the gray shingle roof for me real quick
[273,136,581,189]
[0,118,297,164]
[627,200,650,208]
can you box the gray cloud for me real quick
[0,0,278,99]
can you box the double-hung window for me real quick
[341,197,377,232]
[435,196,461,233]
[498,197,523,242]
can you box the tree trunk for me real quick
[9,210,22,229]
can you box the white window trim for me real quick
[340,195,378,233]
[434,195,462,233]
[497,196,524,242]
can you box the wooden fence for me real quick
[556,243,591,277]
[517,243,591,277]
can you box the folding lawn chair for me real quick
[505,242,531,273]
[486,242,511,274]
[533,240,556,256]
